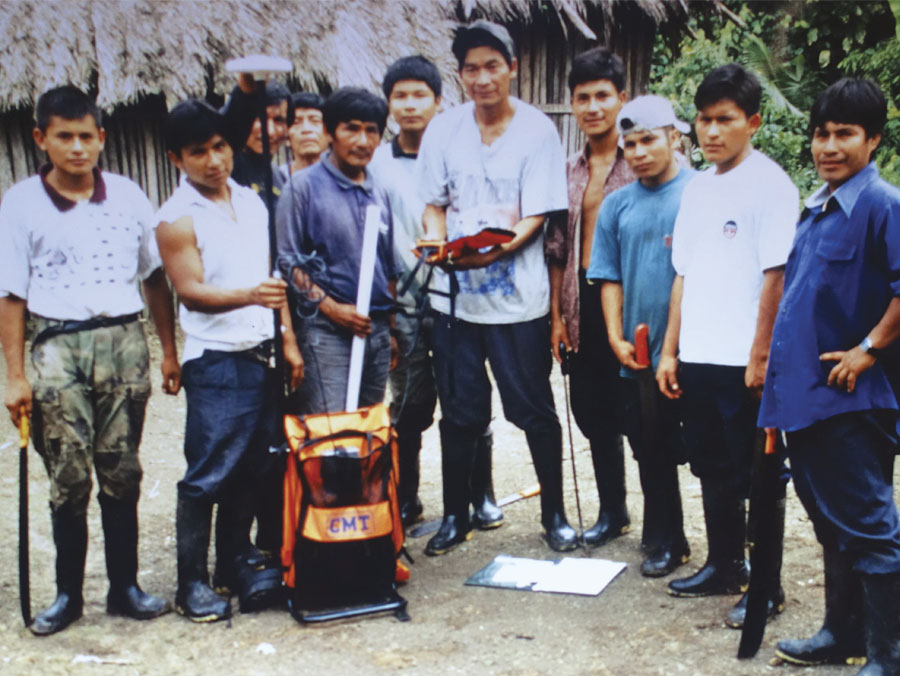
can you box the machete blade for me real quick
[738,428,779,658]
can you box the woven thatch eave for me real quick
[0,0,459,111]
[0,0,688,113]
[457,0,688,40]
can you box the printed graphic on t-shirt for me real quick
[723,220,738,238]
[447,173,519,298]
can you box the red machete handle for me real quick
[634,323,650,368]
[764,427,776,455]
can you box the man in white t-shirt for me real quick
[156,99,302,622]
[416,20,574,555]
[656,64,798,628]
[370,55,502,530]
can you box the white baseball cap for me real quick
[617,95,690,142]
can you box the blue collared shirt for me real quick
[759,163,900,432]
[275,151,398,312]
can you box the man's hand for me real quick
[744,354,767,400]
[284,338,304,390]
[389,334,399,372]
[656,354,681,399]
[821,347,876,393]
[550,318,571,364]
[322,299,372,338]
[161,355,181,395]
[5,375,32,426]
[250,277,289,309]
[442,245,505,271]
[610,337,643,371]
[237,73,255,95]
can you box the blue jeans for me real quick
[787,410,900,574]
[180,348,280,501]
[291,313,391,414]
[430,313,559,435]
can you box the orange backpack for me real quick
[281,403,409,622]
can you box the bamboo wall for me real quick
[512,4,657,158]
[0,95,177,208]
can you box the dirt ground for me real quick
[1,325,897,676]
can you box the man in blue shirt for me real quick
[587,95,693,578]
[760,79,900,674]
[276,88,398,414]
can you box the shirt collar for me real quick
[178,173,243,209]
[320,150,374,193]
[39,163,107,212]
[576,142,626,167]
[391,136,417,159]
[804,162,879,216]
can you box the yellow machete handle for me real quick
[19,406,29,449]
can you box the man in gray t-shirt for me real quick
[416,21,575,555]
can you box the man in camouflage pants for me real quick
[0,86,180,635]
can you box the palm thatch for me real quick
[0,0,686,111]
[458,0,687,41]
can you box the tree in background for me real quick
[651,0,900,195]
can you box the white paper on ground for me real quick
[467,554,626,596]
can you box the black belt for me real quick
[32,313,141,348]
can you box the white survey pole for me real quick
[345,205,382,411]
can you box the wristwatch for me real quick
[859,336,879,357]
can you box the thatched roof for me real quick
[0,0,687,112]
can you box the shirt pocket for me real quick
[815,238,856,262]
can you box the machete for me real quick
[408,484,541,538]
[19,406,31,627]
[738,427,778,659]
[415,228,516,265]
[633,323,659,452]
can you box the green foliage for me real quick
[651,0,900,196]
[840,38,900,187]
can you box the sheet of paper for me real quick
[466,555,627,596]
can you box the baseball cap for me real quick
[617,95,690,141]
[452,20,516,67]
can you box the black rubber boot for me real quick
[637,452,689,578]
[668,478,748,597]
[583,433,630,547]
[856,572,900,676]
[527,426,577,553]
[212,492,254,595]
[253,457,285,557]
[776,548,865,665]
[397,430,424,528]
[98,492,170,620]
[726,496,786,628]
[425,421,474,556]
[175,496,231,622]
[471,427,503,530]
[30,503,87,635]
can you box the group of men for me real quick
[1,17,899,675]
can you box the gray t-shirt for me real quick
[416,99,568,324]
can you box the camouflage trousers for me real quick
[30,316,150,517]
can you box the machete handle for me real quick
[764,427,776,455]
[634,323,650,368]
[516,484,541,499]
[19,406,29,449]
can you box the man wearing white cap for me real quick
[587,95,694,577]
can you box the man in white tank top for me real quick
[156,99,302,623]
